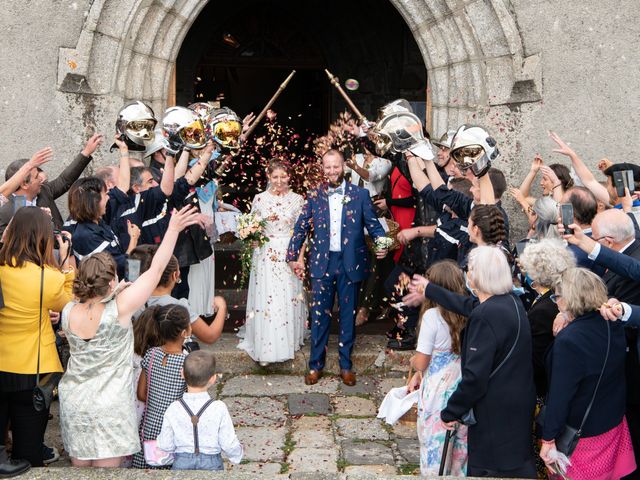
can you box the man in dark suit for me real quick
[0,134,102,235]
[287,149,387,386]
[591,209,640,479]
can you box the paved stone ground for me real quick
[38,334,425,477]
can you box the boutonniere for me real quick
[342,195,351,205]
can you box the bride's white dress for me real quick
[237,190,307,363]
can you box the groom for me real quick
[287,149,388,386]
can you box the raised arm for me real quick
[0,147,52,197]
[519,155,542,198]
[174,149,191,179]
[478,172,496,205]
[160,153,175,196]
[184,142,214,185]
[47,133,102,198]
[425,156,446,190]
[116,205,200,322]
[549,131,609,205]
[114,135,131,194]
[563,223,640,282]
[406,153,431,191]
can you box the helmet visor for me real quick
[451,145,484,169]
[125,119,156,142]
[179,119,207,149]
[212,120,242,148]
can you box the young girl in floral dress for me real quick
[407,260,469,476]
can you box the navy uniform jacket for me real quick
[430,184,511,245]
[113,186,168,249]
[71,220,127,278]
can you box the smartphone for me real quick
[559,203,574,235]
[613,170,635,198]
[13,194,27,214]
[126,258,141,282]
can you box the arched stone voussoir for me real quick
[389,0,527,128]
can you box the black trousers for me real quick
[0,389,49,467]
[468,459,537,478]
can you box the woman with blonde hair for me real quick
[407,260,469,476]
[58,206,200,468]
[539,267,635,479]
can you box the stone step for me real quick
[202,333,412,375]
[27,467,484,478]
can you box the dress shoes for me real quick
[340,369,357,386]
[0,459,30,478]
[304,369,323,385]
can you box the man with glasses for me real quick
[588,209,640,477]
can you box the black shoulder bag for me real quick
[460,295,522,426]
[33,266,63,412]
[538,319,611,456]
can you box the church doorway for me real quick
[175,0,427,134]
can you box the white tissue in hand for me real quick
[548,448,572,474]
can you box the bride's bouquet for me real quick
[237,213,269,287]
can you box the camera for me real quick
[53,229,70,250]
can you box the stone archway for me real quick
[56,0,541,137]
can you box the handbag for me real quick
[460,295,522,426]
[142,348,174,466]
[537,319,610,456]
[33,266,63,412]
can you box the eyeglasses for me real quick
[550,293,562,304]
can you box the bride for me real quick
[238,160,307,365]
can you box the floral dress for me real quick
[416,308,468,476]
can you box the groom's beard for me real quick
[327,174,345,188]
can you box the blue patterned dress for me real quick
[416,310,468,475]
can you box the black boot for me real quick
[386,327,417,351]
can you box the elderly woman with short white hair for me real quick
[539,267,635,478]
[405,246,537,478]
[518,239,575,397]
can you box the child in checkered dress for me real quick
[132,304,190,469]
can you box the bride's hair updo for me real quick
[73,252,116,301]
[267,160,290,175]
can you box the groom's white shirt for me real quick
[328,180,346,252]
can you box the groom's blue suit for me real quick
[287,181,385,371]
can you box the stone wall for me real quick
[0,0,637,234]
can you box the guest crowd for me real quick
[0,97,638,480]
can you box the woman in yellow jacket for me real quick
[0,206,74,468]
